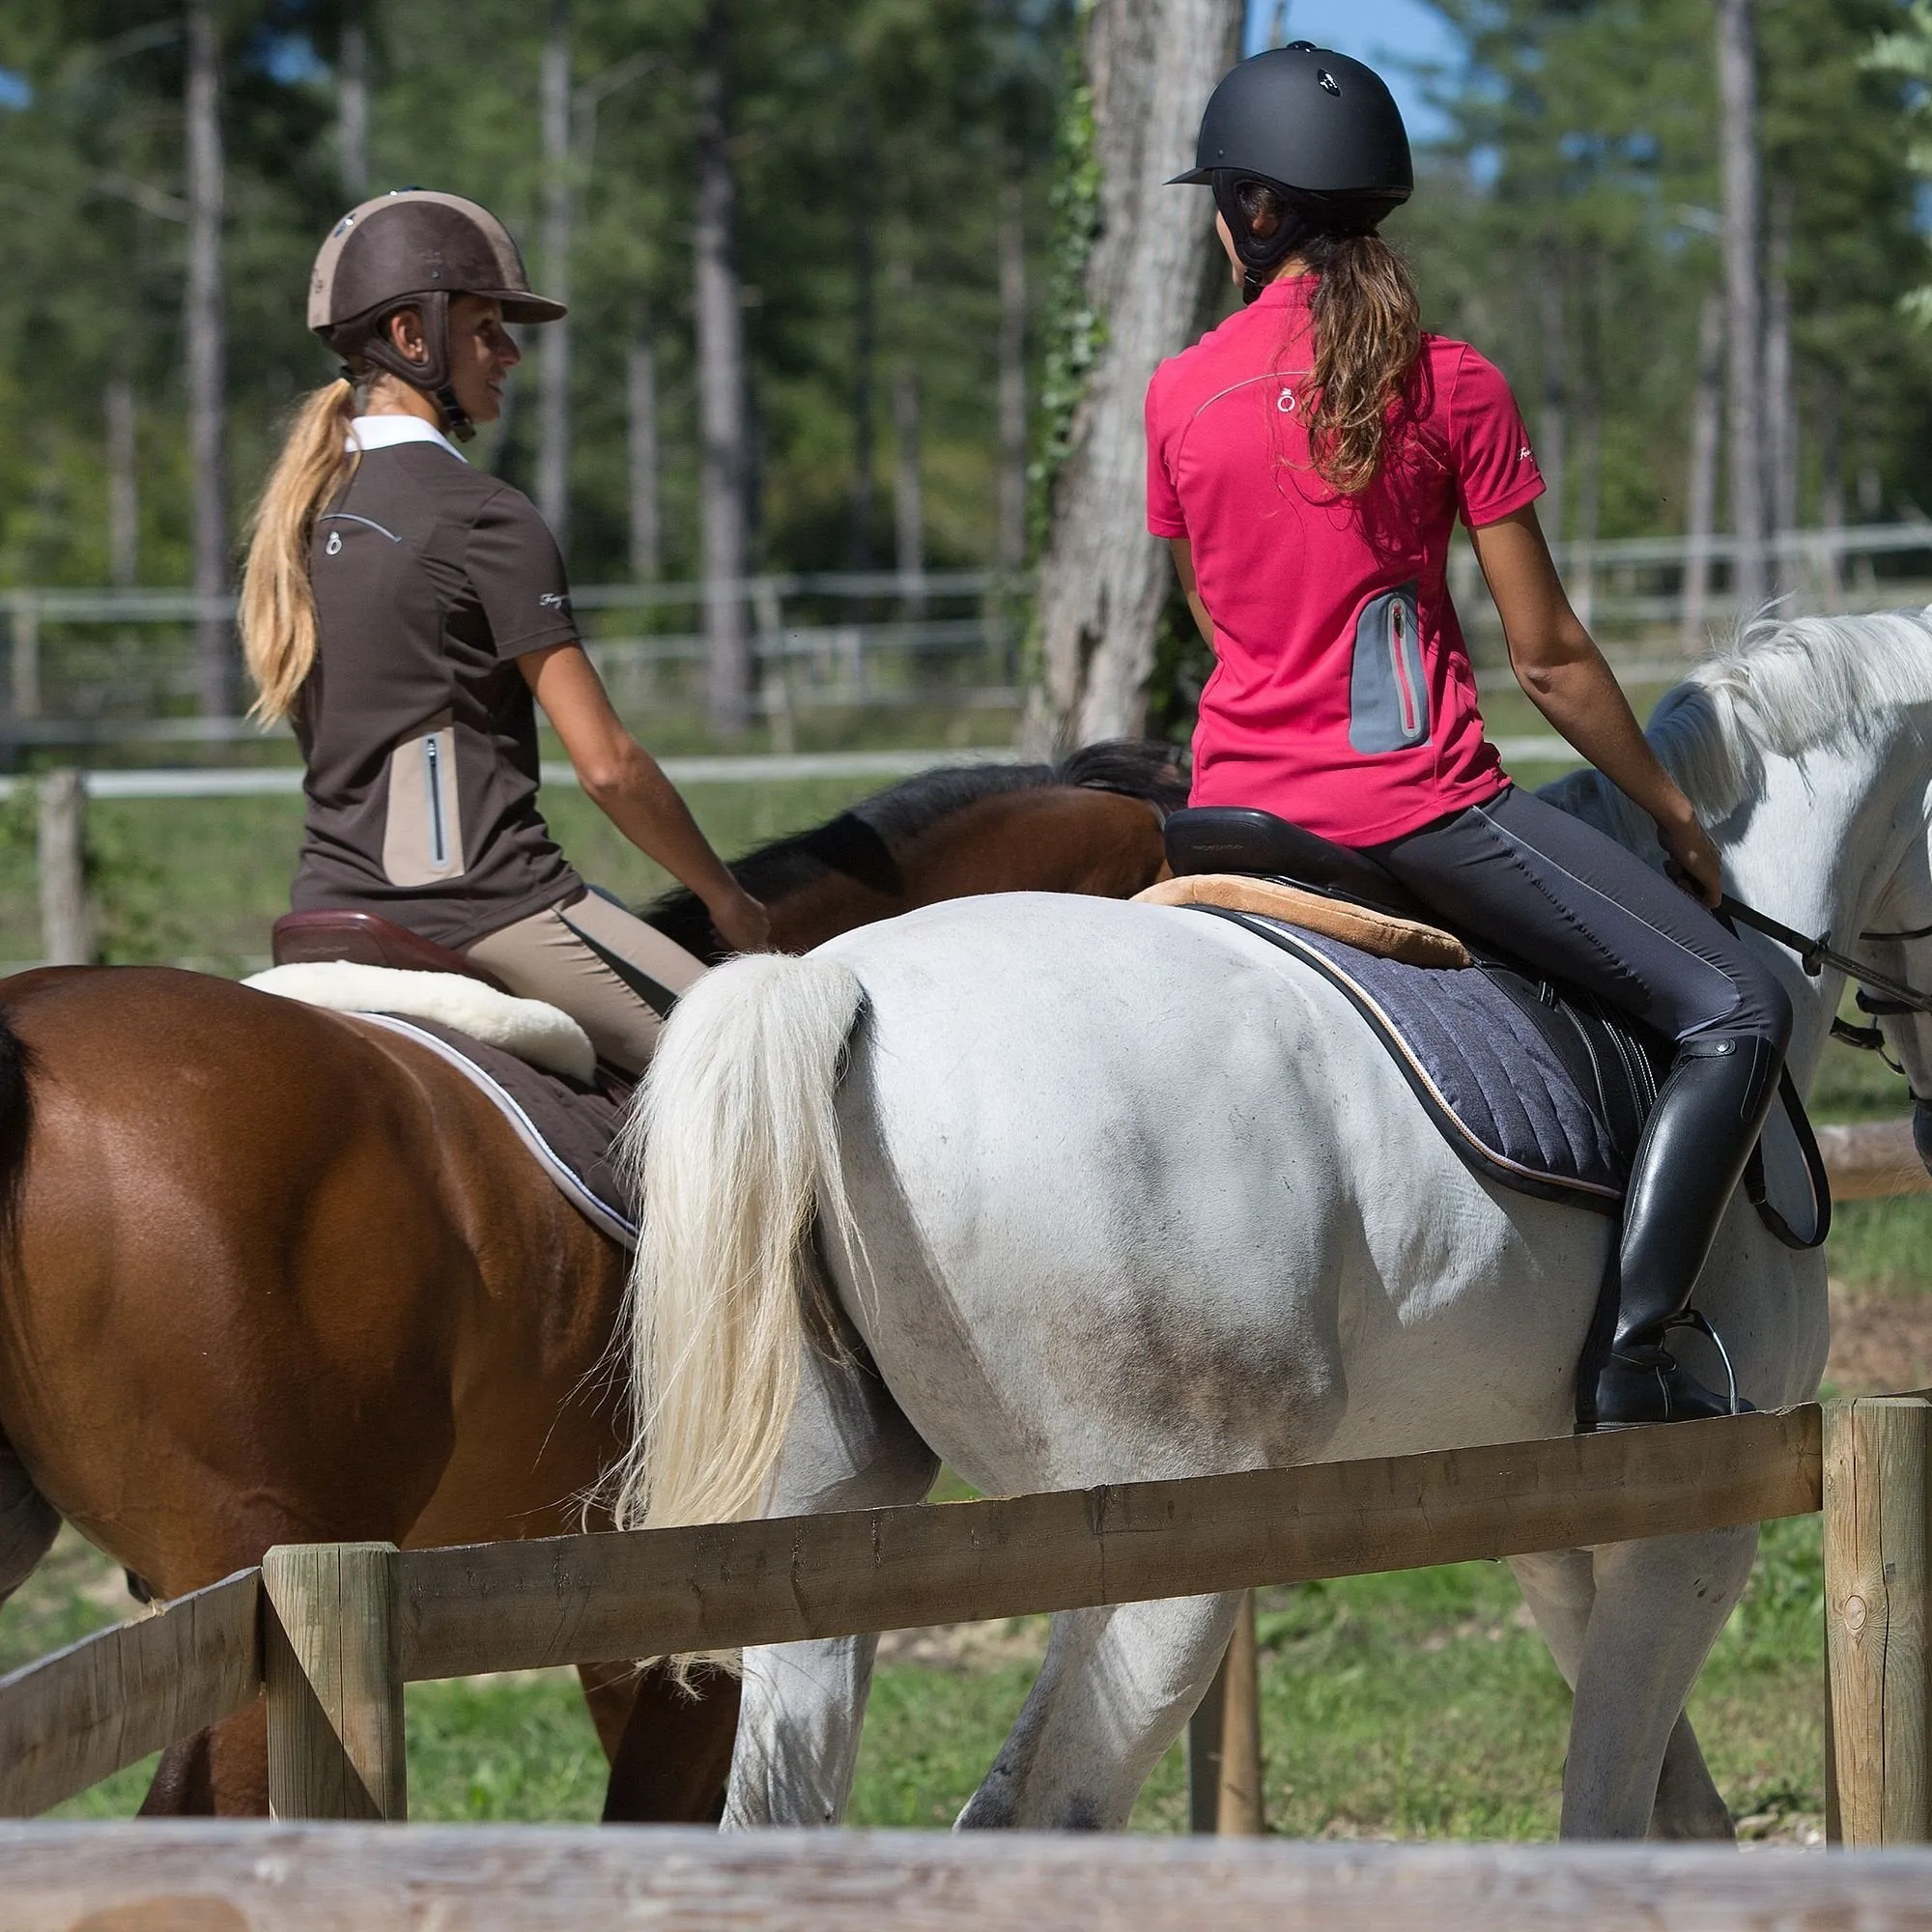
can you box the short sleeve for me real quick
[1145,371,1187,539]
[1448,347,1545,529]
[466,485,582,659]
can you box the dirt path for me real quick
[1828,1284,1932,1394]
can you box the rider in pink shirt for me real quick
[1151,46,1791,1430]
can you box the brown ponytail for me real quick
[239,379,357,722]
[1235,183,1422,496]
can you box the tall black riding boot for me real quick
[1585,1033,1782,1429]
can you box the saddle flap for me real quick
[1136,872,1471,970]
[271,909,508,993]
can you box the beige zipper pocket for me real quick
[382,712,465,885]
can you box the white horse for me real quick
[616,610,1932,1838]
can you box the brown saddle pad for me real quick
[1134,873,1471,970]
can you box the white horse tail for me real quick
[612,952,866,1532]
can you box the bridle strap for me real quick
[1721,895,1932,1018]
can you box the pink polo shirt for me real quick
[1145,275,1543,846]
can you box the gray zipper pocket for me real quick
[424,735,447,867]
[1348,580,1430,753]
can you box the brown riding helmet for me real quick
[307,190,565,440]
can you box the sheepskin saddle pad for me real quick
[244,963,636,1247]
[1136,884,1828,1246]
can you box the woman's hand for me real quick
[707,887,772,954]
[1654,799,1722,908]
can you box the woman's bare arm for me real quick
[520,642,770,951]
[1468,506,1720,906]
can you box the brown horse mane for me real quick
[641,739,1188,960]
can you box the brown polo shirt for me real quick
[290,433,583,949]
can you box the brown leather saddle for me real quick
[270,909,509,993]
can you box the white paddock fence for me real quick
[2,521,1931,752]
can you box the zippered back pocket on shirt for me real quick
[381,711,466,886]
[1347,580,1430,754]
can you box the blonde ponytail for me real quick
[240,379,357,722]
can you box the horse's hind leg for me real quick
[1557,1524,1757,1839]
[1511,1547,1735,1840]
[956,1592,1241,1831]
[726,1340,940,1828]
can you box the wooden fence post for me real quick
[1216,1587,1264,1834]
[1187,1589,1265,1834]
[262,1542,407,1821]
[36,769,90,967]
[1824,1396,1930,1845]
[1186,1645,1226,1833]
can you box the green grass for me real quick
[7,1520,1825,1837]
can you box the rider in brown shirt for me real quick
[242,191,767,1070]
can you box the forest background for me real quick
[0,0,1930,742]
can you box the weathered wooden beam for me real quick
[1217,1587,1264,1836]
[0,1568,259,1817]
[1817,1119,1931,1201]
[1186,1645,1227,1833]
[263,1544,406,1822]
[1825,1396,1931,1845]
[399,1406,1822,1681]
[11,1826,1932,1929]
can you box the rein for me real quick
[1721,895,1932,1065]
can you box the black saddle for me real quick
[1164,807,1431,922]
[1161,806,1827,1249]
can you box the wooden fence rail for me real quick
[0,1397,1910,1840]
[0,1569,258,1818]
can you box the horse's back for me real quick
[812,894,1590,1490]
[0,967,616,1594]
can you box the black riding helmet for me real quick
[1172,44,1413,303]
[306,190,565,441]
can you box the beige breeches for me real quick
[464,890,707,1075]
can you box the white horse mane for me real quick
[1553,606,1932,839]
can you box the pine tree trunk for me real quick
[337,6,369,201]
[1537,257,1567,548]
[105,376,137,588]
[996,165,1027,578]
[1680,293,1724,651]
[694,0,751,735]
[848,191,877,572]
[1718,0,1767,611]
[185,0,231,717]
[890,251,923,615]
[628,324,661,582]
[1818,380,1844,607]
[1026,0,1241,750]
[1764,185,1798,578]
[536,0,572,554]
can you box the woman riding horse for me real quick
[1151,46,1790,1428]
[241,189,767,1070]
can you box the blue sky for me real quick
[1243,0,1463,145]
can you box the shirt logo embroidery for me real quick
[325,530,343,555]
[540,592,571,612]
[1519,445,1532,461]
[1277,389,1297,413]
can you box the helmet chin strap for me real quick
[353,292,477,442]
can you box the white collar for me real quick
[347,414,468,462]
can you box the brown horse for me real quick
[0,743,1181,1818]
